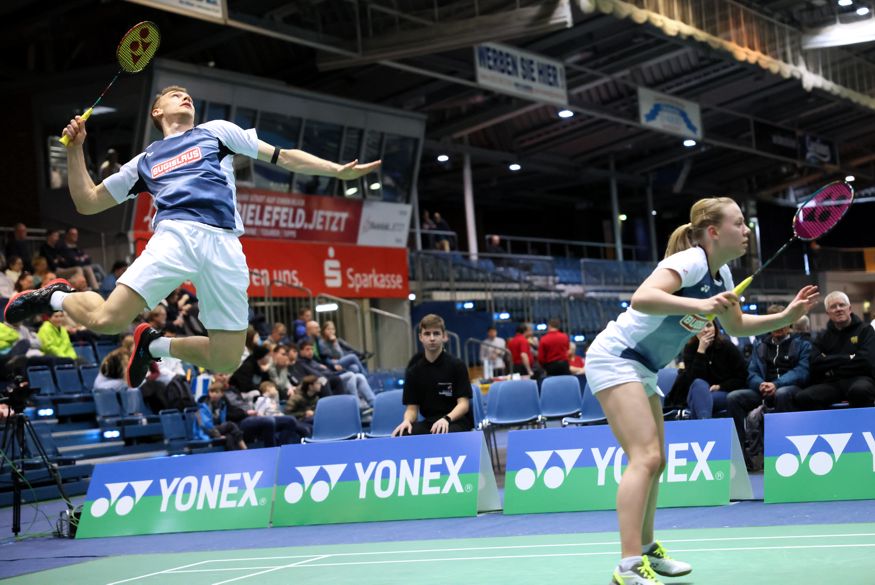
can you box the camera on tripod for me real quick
[0,375,37,416]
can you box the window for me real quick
[293,120,342,195]
[205,102,230,122]
[362,131,383,200]
[340,127,364,198]
[254,112,301,192]
[380,134,417,202]
[233,108,257,185]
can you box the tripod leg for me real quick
[23,419,73,509]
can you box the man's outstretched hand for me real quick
[336,159,381,180]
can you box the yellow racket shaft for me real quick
[705,276,753,321]
[59,107,93,146]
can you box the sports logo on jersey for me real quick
[679,313,709,332]
[151,146,202,178]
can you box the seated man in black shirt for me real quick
[392,314,473,436]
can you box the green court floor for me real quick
[8,523,875,585]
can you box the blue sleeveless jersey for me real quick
[590,247,734,372]
[103,120,259,234]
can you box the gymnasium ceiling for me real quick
[3,0,875,220]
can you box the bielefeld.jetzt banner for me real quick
[765,408,875,503]
[504,419,749,514]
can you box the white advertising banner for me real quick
[356,201,413,248]
[638,87,703,140]
[126,0,226,23]
[474,43,568,106]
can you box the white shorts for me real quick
[584,341,664,398]
[118,220,250,331]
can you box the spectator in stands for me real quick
[31,256,56,288]
[794,315,812,342]
[668,320,747,418]
[287,341,343,397]
[196,383,247,450]
[485,235,505,255]
[285,374,322,432]
[292,307,312,343]
[268,344,295,400]
[568,342,585,375]
[5,255,23,283]
[230,344,272,394]
[241,326,261,362]
[319,320,368,374]
[99,260,128,299]
[98,148,121,180]
[507,323,535,377]
[37,311,78,360]
[726,304,811,464]
[539,319,571,377]
[5,223,32,273]
[93,347,131,393]
[254,380,308,444]
[304,320,324,360]
[421,210,437,249]
[38,231,81,283]
[432,212,454,251]
[298,339,374,411]
[0,253,14,300]
[392,314,473,436]
[795,291,875,410]
[266,322,290,346]
[68,272,89,293]
[14,272,33,293]
[57,227,98,290]
[480,326,506,378]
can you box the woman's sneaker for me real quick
[611,556,664,585]
[644,542,692,577]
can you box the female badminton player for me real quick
[585,197,819,585]
[6,86,381,387]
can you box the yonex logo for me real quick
[284,464,347,504]
[776,433,852,477]
[514,449,582,491]
[91,480,152,517]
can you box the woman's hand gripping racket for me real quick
[704,180,854,320]
[59,22,160,146]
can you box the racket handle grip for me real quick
[704,276,753,321]
[58,107,93,146]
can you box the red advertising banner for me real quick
[245,239,408,298]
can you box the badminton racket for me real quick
[705,180,854,320]
[59,21,160,146]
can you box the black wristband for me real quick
[270,146,281,165]
[443,415,452,424]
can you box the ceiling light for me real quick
[408,293,416,301]
[508,163,521,172]
[857,6,870,15]
[315,303,339,313]
[845,175,856,182]
[651,210,657,216]
[618,213,628,222]
[369,182,381,190]
[558,109,574,118]
[344,187,358,196]
[838,0,853,6]
[683,139,697,147]
[437,154,449,162]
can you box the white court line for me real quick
[262,543,875,569]
[210,555,329,585]
[197,532,875,563]
[106,560,211,585]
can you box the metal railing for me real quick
[369,306,413,364]
[463,337,513,372]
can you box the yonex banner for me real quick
[503,420,750,515]
[76,449,278,538]
[273,433,497,526]
[765,408,875,503]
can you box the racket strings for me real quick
[117,22,160,73]
[794,183,853,241]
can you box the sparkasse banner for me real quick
[76,449,278,538]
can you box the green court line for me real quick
[7,523,875,585]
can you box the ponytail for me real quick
[665,223,694,258]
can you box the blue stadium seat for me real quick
[562,382,608,426]
[364,390,406,438]
[302,395,363,443]
[54,365,84,395]
[469,383,486,429]
[540,375,583,419]
[79,365,99,391]
[27,366,57,396]
[94,341,117,364]
[73,343,97,365]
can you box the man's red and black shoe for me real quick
[127,322,163,387]
[4,278,74,323]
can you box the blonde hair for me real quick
[418,313,446,333]
[259,381,278,398]
[150,85,189,131]
[665,197,737,258]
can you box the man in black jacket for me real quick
[795,291,875,410]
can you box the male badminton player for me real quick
[5,86,380,387]
[585,197,819,584]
